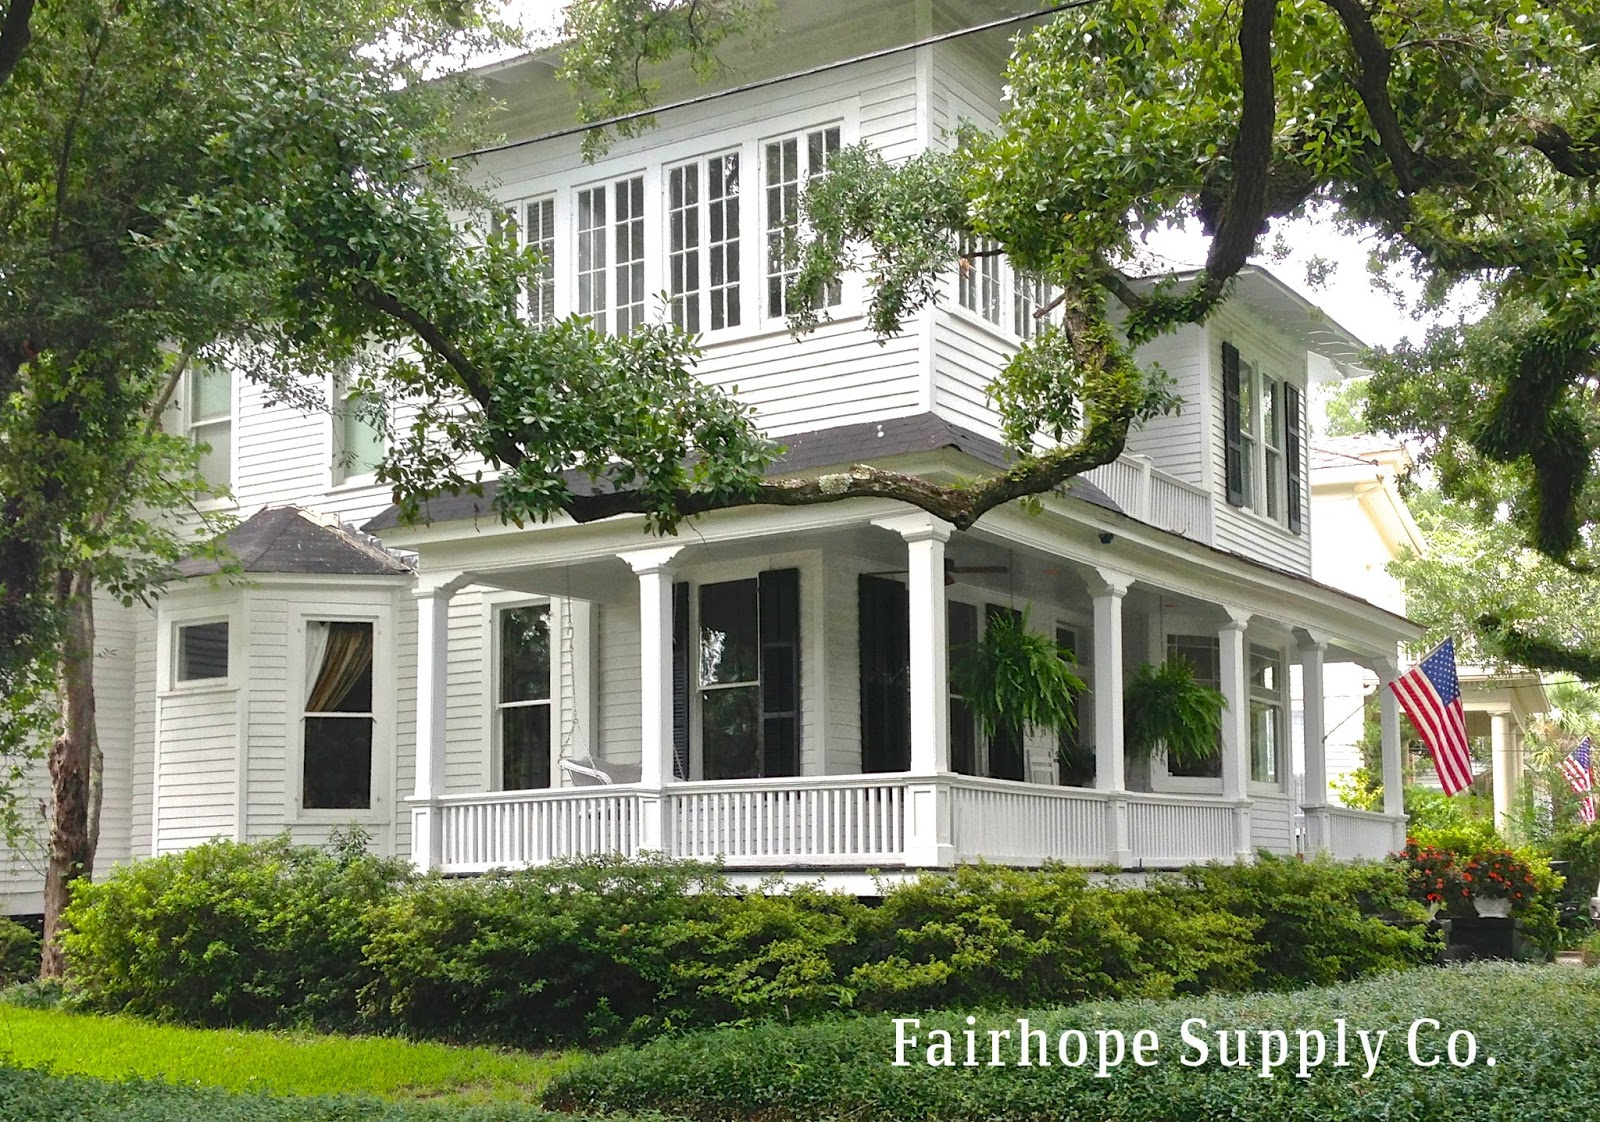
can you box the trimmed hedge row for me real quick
[0,917,38,987]
[0,1067,611,1122]
[62,839,1434,1046]
[545,963,1599,1122]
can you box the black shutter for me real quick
[858,575,910,772]
[1285,382,1304,534]
[758,568,802,778]
[1222,341,1246,507]
[949,601,979,776]
[985,604,1026,782]
[671,581,690,780]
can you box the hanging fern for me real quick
[954,608,1085,739]
[1123,658,1227,768]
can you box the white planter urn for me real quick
[1473,895,1514,918]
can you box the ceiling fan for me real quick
[865,557,1010,586]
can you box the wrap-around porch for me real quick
[399,497,1413,878]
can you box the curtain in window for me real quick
[306,622,374,712]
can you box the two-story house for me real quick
[1,0,1418,913]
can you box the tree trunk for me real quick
[40,569,96,978]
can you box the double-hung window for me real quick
[576,175,646,335]
[668,152,742,333]
[958,236,1002,326]
[186,363,233,494]
[1222,341,1304,531]
[1014,274,1053,340]
[1249,644,1283,784]
[498,604,552,790]
[332,376,385,486]
[1166,634,1223,778]
[764,126,841,319]
[698,570,801,780]
[1055,625,1094,786]
[302,621,376,810]
[521,197,557,324]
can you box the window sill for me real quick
[327,476,383,495]
[294,807,389,826]
[1222,500,1301,538]
[157,681,239,699]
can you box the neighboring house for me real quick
[1,0,1422,912]
[1301,434,1547,833]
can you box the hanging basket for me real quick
[953,608,1085,739]
[1122,658,1227,767]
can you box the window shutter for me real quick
[671,581,690,780]
[984,604,1026,782]
[1284,383,1304,534]
[758,568,802,778]
[1221,341,1246,507]
[858,575,910,773]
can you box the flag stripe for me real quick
[1389,639,1474,796]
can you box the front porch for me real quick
[390,487,1414,879]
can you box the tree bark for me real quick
[40,568,96,979]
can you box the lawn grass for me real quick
[0,1004,576,1103]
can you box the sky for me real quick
[490,1,1475,352]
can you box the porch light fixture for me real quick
[1098,531,1115,545]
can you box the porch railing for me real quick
[1320,805,1401,861]
[1085,453,1214,544]
[434,787,645,874]
[947,776,1106,865]
[1126,792,1236,865]
[668,775,907,866]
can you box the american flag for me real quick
[1389,638,1475,795]
[1559,736,1593,794]
[1582,795,1597,825]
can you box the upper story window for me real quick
[764,125,841,319]
[332,377,385,487]
[522,197,557,324]
[958,236,1002,325]
[668,152,742,333]
[576,174,646,335]
[185,363,233,495]
[1221,341,1304,533]
[1015,274,1054,341]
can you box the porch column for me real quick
[621,545,685,853]
[1089,569,1133,867]
[1491,711,1514,838]
[1297,630,1331,854]
[410,575,464,872]
[1377,656,1407,847]
[1219,608,1253,861]
[872,511,954,867]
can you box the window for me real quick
[1238,359,1258,510]
[186,363,232,494]
[332,377,385,486]
[1222,340,1302,530]
[764,126,841,318]
[1166,634,1222,778]
[1262,374,1283,521]
[498,605,552,790]
[859,575,910,773]
[1249,644,1283,784]
[522,197,557,324]
[1014,274,1053,340]
[668,153,742,333]
[302,621,375,810]
[698,570,800,780]
[1056,625,1094,787]
[576,175,646,334]
[958,236,1002,326]
[176,621,229,683]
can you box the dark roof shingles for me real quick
[177,506,411,578]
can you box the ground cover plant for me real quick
[62,840,1439,1048]
[546,963,1599,1122]
[0,1005,573,1103]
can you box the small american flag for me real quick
[1389,638,1474,795]
[1560,736,1593,794]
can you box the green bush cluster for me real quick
[63,840,1433,1047]
[0,915,40,986]
[546,964,1600,1122]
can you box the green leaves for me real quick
[1122,658,1227,768]
[951,608,1085,740]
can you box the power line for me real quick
[447,0,1106,165]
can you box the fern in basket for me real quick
[954,609,1085,738]
[1123,658,1227,767]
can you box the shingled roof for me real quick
[362,413,1121,532]
[175,506,412,578]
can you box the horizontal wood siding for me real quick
[1125,323,1211,486]
[154,687,237,853]
[243,593,289,839]
[596,591,643,770]
[94,597,139,873]
[443,588,490,793]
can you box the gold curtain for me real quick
[306,622,373,713]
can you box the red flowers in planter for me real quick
[1464,849,1538,904]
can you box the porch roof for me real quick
[362,412,1123,532]
[177,506,412,578]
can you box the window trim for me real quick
[159,598,243,696]
[666,149,745,338]
[760,122,845,323]
[1221,338,1305,530]
[289,602,393,825]
[328,373,388,491]
[1248,641,1286,792]
[177,363,238,508]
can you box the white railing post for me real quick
[1089,568,1133,867]
[621,544,685,854]
[1134,455,1153,522]
[1297,629,1332,854]
[1219,608,1253,861]
[1377,654,1407,848]
[410,575,465,872]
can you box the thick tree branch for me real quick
[1527,121,1600,178]
[0,0,35,90]
[1322,0,1422,194]
[1478,613,1600,683]
[1205,0,1280,280]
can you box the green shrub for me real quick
[0,915,39,986]
[546,964,1600,1122]
[1553,822,1600,899]
[1581,932,1600,966]
[62,834,412,1028]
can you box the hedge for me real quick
[0,917,38,987]
[63,840,1436,1046]
[545,963,1600,1122]
[0,1067,615,1122]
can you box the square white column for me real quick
[1089,569,1133,867]
[620,546,684,791]
[1297,630,1331,854]
[410,576,465,871]
[1218,609,1253,860]
[1376,655,1407,843]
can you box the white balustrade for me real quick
[1085,454,1214,545]
[948,776,1107,865]
[434,787,645,874]
[1323,806,1400,861]
[1126,794,1236,866]
[669,776,907,866]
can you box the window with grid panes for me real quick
[576,175,646,334]
[668,153,741,332]
[764,126,840,318]
[958,236,1002,325]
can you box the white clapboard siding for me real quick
[391,594,419,857]
[595,591,644,770]
[153,686,238,853]
[243,592,290,839]
[1126,323,1212,486]
[443,587,490,793]
[93,596,140,873]
[130,606,158,859]
[1251,792,1296,855]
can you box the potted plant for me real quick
[954,609,1085,741]
[1397,838,1470,918]
[1464,848,1538,918]
[1121,658,1226,768]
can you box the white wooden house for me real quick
[1,0,1418,912]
